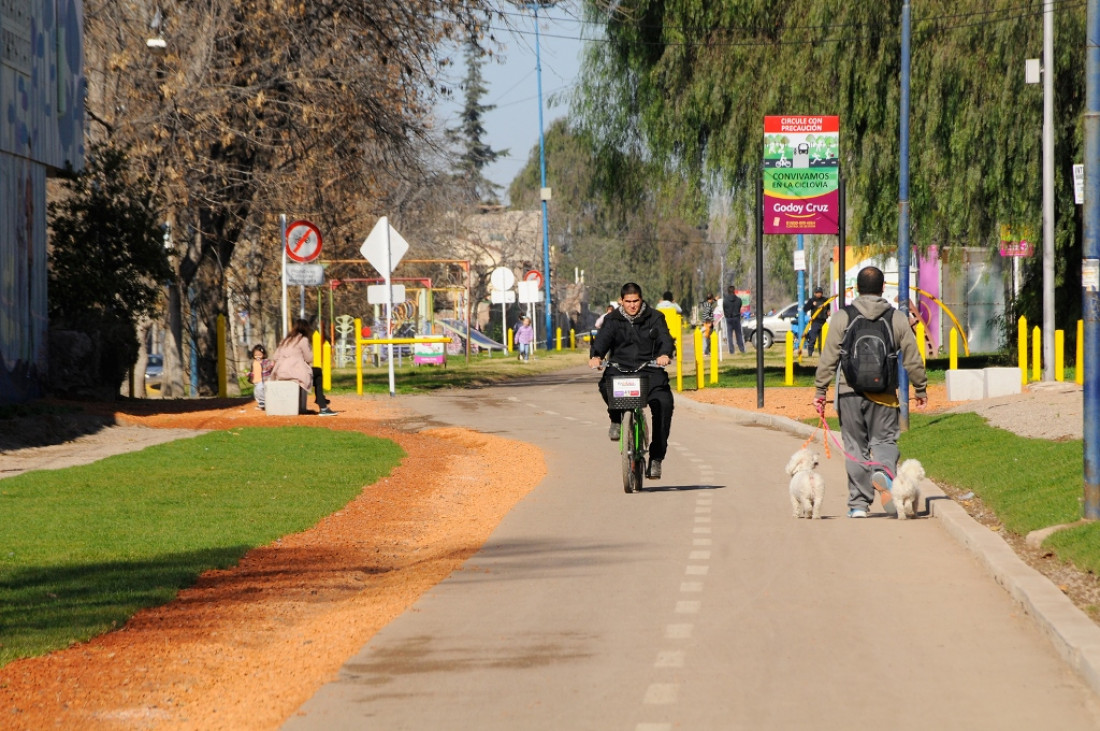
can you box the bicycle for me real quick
[604,361,664,494]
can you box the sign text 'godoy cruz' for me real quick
[763,116,840,235]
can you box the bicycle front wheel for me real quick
[621,410,636,493]
[634,408,648,488]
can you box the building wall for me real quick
[0,0,85,402]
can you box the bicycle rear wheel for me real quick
[620,411,636,493]
[634,408,648,488]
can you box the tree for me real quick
[447,38,510,204]
[575,1,1086,330]
[508,119,711,316]
[48,143,171,395]
[82,0,499,396]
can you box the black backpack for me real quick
[839,305,898,393]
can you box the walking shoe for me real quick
[847,508,868,518]
[318,407,337,416]
[608,423,621,441]
[646,458,662,480]
[872,471,897,515]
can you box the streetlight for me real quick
[522,0,558,350]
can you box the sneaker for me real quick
[318,407,337,416]
[872,471,897,515]
[646,458,662,480]
[847,508,868,518]
[608,423,621,441]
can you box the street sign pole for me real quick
[280,214,288,339]
[385,223,395,396]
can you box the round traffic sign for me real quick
[524,269,543,288]
[286,220,323,263]
[490,266,516,291]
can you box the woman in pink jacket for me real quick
[270,319,314,396]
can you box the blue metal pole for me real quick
[1083,0,1100,518]
[796,234,806,344]
[534,5,553,350]
[897,0,912,430]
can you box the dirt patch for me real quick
[0,397,544,731]
[0,380,1094,729]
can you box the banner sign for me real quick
[763,116,840,235]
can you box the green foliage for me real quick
[0,427,404,666]
[47,143,171,389]
[575,1,1085,330]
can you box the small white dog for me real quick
[891,459,925,520]
[785,448,825,519]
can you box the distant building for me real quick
[0,1,85,403]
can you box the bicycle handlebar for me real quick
[603,360,666,373]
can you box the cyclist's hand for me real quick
[655,355,671,367]
[588,356,603,370]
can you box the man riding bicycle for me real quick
[588,282,675,479]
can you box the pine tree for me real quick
[447,38,509,205]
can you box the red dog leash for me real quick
[807,407,896,480]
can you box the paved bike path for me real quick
[284,369,1100,729]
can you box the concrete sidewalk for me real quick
[678,396,1100,698]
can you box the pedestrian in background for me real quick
[722,286,745,354]
[803,287,830,357]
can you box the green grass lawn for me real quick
[0,427,404,667]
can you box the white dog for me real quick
[891,459,925,520]
[785,448,825,519]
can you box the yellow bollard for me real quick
[570,329,576,349]
[784,331,794,385]
[914,321,927,365]
[1055,329,1064,382]
[694,328,704,390]
[709,332,719,384]
[217,314,227,398]
[1078,320,1085,385]
[355,318,364,395]
[949,328,958,370]
[508,328,514,353]
[556,327,562,351]
[1032,325,1041,382]
[323,340,332,391]
[1018,316,1028,384]
[312,330,322,367]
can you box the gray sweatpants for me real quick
[836,391,900,510]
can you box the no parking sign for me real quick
[285,220,322,263]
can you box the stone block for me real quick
[265,380,305,416]
[983,367,1023,399]
[945,369,984,402]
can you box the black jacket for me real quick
[590,303,676,369]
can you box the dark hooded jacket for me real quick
[590,302,676,369]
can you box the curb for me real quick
[678,395,1100,698]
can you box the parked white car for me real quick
[741,302,804,349]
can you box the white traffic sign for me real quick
[367,284,407,305]
[360,216,409,279]
[490,266,516,291]
[286,220,322,263]
[517,280,543,304]
[490,289,517,304]
[286,263,324,286]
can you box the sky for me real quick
[433,2,592,203]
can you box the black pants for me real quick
[805,320,826,356]
[312,366,328,409]
[599,369,674,461]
